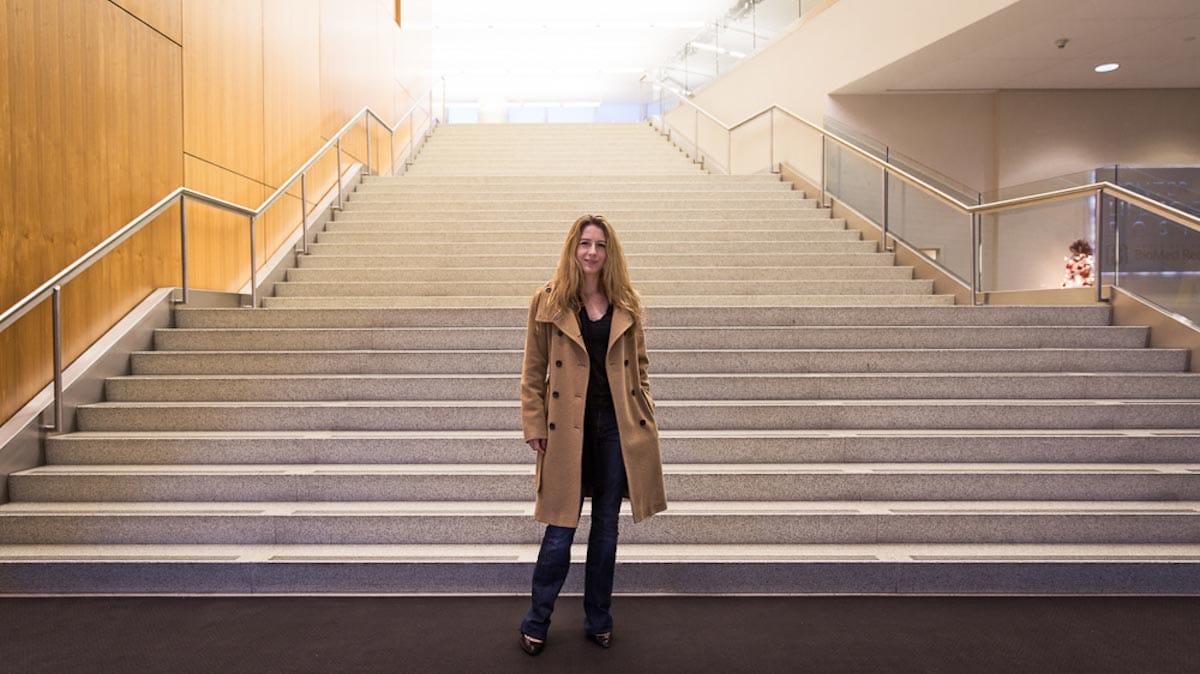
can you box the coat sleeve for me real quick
[520,291,551,442]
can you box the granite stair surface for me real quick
[2,122,1198,595]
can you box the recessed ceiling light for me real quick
[1094,62,1120,73]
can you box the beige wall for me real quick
[827,89,1200,291]
[665,0,1020,180]
[661,0,1200,293]
[996,89,1200,187]
[0,0,432,425]
[826,93,997,197]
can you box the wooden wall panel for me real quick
[183,156,264,293]
[183,0,265,183]
[110,0,183,44]
[263,0,322,187]
[320,0,376,162]
[1,0,183,424]
[3,0,430,425]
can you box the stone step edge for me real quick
[109,372,1199,381]
[4,547,1197,594]
[130,347,1180,356]
[0,542,1197,564]
[79,398,1200,409]
[3,501,1199,517]
[16,462,1200,476]
[46,429,1200,440]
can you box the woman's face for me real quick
[576,223,607,277]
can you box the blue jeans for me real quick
[520,402,626,640]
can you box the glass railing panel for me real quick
[1104,166,1200,217]
[1112,199,1200,324]
[654,0,803,97]
[887,178,973,284]
[982,170,1096,203]
[825,140,883,224]
[978,197,1097,293]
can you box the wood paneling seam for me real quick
[106,0,182,47]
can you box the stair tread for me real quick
[0,542,1198,563]
[78,399,1200,409]
[17,463,1200,476]
[3,500,1199,514]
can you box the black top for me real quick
[578,303,613,406]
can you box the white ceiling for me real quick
[427,0,746,105]
[838,0,1200,93]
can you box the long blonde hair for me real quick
[547,214,643,324]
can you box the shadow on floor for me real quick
[0,596,1197,673]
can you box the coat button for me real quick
[624,359,629,366]
[549,423,556,430]
[545,287,551,293]
[552,391,559,399]
[631,389,636,396]
[555,360,562,367]
[557,330,563,336]
[639,419,647,426]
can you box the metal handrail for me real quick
[644,76,1200,305]
[1,77,447,432]
[646,76,1200,227]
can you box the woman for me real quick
[517,214,667,656]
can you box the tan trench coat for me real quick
[520,285,668,527]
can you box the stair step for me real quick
[173,306,1117,329]
[333,207,829,219]
[283,265,916,284]
[154,325,1149,351]
[354,184,794,194]
[12,463,1200,503]
[322,219,849,232]
[296,252,891,269]
[44,430,1200,466]
[363,173,783,182]
[315,230,862,244]
[1,500,1196,545]
[75,399,1200,432]
[104,372,1200,402]
[303,240,876,256]
[0,542,1196,593]
[260,294,955,309]
[128,348,1186,375]
[272,280,932,298]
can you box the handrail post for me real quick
[727,126,732,175]
[179,194,189,304]
[769,107,775,173]
[693,108,699,164]
[819,134,827,208]
[41,286,64,433]
[249,215,259,308]
[365,114,372,176]
[881,163,890,252]
[970,212,980,306]
[300,173,309,254]
[335,138,344,210]
[408,114,415,166]
[388,130,396,176]
[1096,188,1105,302]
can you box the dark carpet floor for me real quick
[0,596,1197,673]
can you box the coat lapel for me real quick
[537,299,586,351]
[534,288,632,352]
[608,306,634,351]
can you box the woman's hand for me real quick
[528,438,546,452]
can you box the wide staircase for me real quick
[1,123,1198,594]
